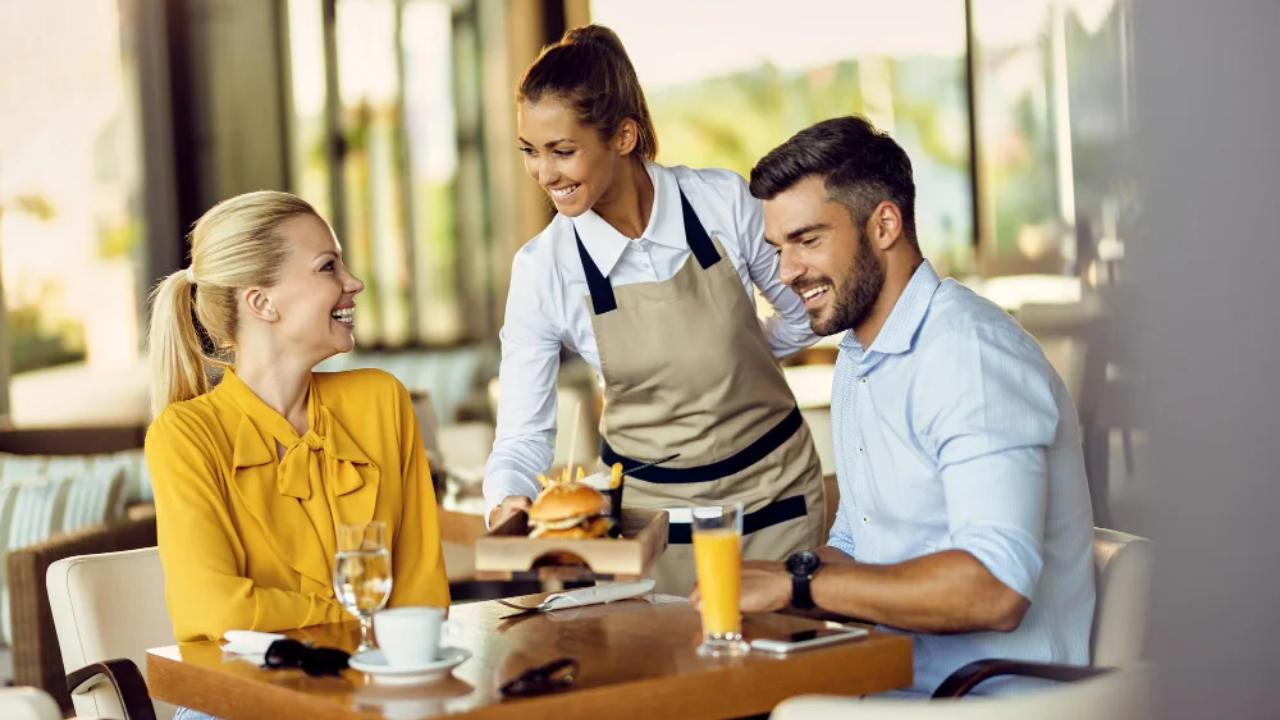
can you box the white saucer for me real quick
[349,647,471,685]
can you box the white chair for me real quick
[47,547,174,720]
[1089,528,1153,667]
[0,687,63,720]
[0,686,111,720]
[771,665,1151,720]
[928,527,1152,697]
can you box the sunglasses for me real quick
[499,657,579,697]
[263,638,351,677]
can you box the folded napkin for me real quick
[221,630,287,663]
[534,579,655,612]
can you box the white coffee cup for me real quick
[374,606,458,667]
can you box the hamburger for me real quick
[527,480,612,539]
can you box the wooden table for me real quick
[147,595,912,720]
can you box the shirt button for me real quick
[642,262,651,269]
[860,378,868,385]
[861,516,870,524]
[857,447,864,454]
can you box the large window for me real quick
[286,0,475,348]
[972,0,1131,280]
[594,0,1132,289]
[0,0,147,375]
[1063,0,1135,285]
[972,0,1076,277]
[591,0,975,276]
[286,0,334,224]
[402,1,465,344]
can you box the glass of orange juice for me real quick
[692,504,748,657]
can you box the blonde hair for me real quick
[148,190,319,416]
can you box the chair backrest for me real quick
[46,547,176,720]
[0,687,64,720]
[0,426,148,456]
[1091,528,1154,667]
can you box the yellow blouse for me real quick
[146,367,450,643]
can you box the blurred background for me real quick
[3,1,1280,717]
[0,0,1139,515]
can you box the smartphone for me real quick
[749,626,868,654]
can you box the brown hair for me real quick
[751,116,919,248]
[148,190,318,416]
[517,24,658,160]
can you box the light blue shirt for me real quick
[829,260,1096,696]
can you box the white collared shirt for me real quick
[483,161,819,511]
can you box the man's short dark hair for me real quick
[750,116,917,247]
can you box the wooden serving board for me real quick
[474,508,669,582]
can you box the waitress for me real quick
[484,24,825,593]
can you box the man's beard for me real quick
[809,233,885,337]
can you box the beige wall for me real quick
[565,0,590,30]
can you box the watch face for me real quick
[786,551,820,576]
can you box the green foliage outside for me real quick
[644,57,977,277]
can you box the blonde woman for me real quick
[145,191,449,670]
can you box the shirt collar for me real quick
[571,160,686,277]
[838,259,941,357]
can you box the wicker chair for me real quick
[0,425,154,712]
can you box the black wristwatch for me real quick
[785,550,822,609]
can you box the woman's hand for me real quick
[488,495,532,529]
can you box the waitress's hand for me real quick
[488,495,532,529]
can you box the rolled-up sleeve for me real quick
[912,327,1059,599]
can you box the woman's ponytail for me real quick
[147,269,211,417]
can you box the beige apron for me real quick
[577,187,825,595]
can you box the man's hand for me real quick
[488,495,531,529]
[740,560,793,613]
[690,560,792,614]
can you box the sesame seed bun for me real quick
[527,481,610,523]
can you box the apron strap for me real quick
[574,188,721,317]
[575,227,618,314]
[679,191,721,270]
[667,495,809,544]
[603,405,803,483]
